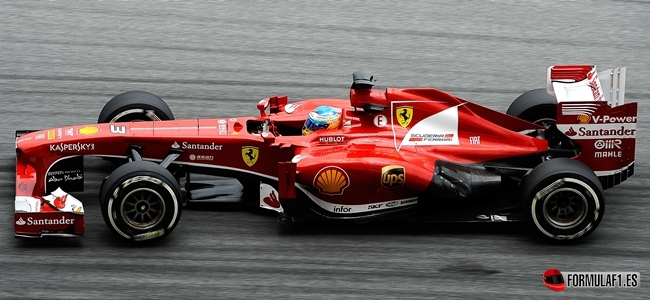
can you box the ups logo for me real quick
[381,165,405,188]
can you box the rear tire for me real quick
[522,158,604,241]
[99,161,182,242]
[506,88,557,126]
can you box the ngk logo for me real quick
[594,139,621,150]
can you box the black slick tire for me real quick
[522,158,604,241]
[98,91,174,123]
[506,88,557,125]
[99,161,182,242]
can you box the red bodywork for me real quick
[14,81,635,237]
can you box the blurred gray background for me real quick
[1,0,648,299]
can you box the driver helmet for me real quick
[302,106,342,135]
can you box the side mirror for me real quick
[257,98,270,117]
[260,120,276,143]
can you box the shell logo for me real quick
[577,114,591,124]
[78,125,101,136]
[313,166,350,196]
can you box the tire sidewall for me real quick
[97,91,174,123]
[101,163,182,241]
[103,104,171,123]
[506,88,557,124]
[529,173,603,240]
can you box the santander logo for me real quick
[263,190,281,208]
[15,216,75,226]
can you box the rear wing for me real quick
[547,65,626,107]
[549,65,636,189]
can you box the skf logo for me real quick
[242,146,259,167]
[577,114,590,124]
[381,165,405,188]
[78,125,101,136]
[314,166,349,195]
[396,106,413,128]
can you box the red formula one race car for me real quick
[14,65,637,242]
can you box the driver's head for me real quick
[302,106,341,135]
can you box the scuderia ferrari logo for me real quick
[242,146,259,167]
[396,106,413,128]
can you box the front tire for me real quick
[98,91,174,123]
[100,161,182,242]
[98,91,174,165]
[522,158,604,241]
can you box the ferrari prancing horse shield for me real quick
[242,146,259,167]
[396,106,413,128]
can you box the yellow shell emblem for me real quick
[577,114,590,124]
[242,146,259,167]
[313,166,350,195]
[396,106,413,128]
[78,125,101,136]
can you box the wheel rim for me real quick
[533,117,556,128]
[110,108,161,123]
[542,187,588,230]
[121,188,166,230]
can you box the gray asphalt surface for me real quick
[1,0,649,299]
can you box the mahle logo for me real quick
[381,165,405,188]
